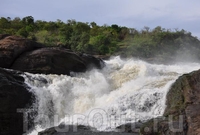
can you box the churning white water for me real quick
[23,56,200,134]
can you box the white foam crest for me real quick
[24,56,200,134]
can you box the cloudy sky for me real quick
[1,0,200,38]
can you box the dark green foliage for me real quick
[123,28,200,62]
[17,27,28,38]
[1,16,200,59]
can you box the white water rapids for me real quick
[23,56,200,134]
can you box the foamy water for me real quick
[22,56,200,134]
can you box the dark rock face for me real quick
[0,34,10,40]
[38,125,97,135]
[116,122,142,133]
[140,117,187,135]
[140,69,200,135]
[0,34,43,68]
[166,70,200,135]
[11,47,86,75]
[80,53,105,70]
[0,34,104,75]
[11,47,104,75]
[38,124,136,135]
[0,68,35,135]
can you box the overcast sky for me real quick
[1,0,200,38]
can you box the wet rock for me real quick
[38,124,136,135]
[0,68,35,135]
[116,122,143,133]
[140,69,200,135]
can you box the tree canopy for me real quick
[1,16,200,62]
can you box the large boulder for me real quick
[0,34,104,75]
[140,69,200,135]
[0,34,43,68]
[0,68,35,135]
[80,53,105,70]
[11,47,104,75]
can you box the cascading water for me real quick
[23,56,200,134]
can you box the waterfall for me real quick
[23,56,200,134]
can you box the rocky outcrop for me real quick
[11,47,104,75]
[0,34,104,75]
[38,125,97,135]
[0,34,43,68]
[11,47,86,75]
[116,122,142,133]
[0,68,35,135]
[0,34,10,40]
[38,124,136,135]
[80,53,105,69]
[140,69,200,135]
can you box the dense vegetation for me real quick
[1,16,200,62]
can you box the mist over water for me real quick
[23,56,200,134]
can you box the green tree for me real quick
[22,16,34,25]
[17,27,28,38]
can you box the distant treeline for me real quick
[1,16,200,62]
